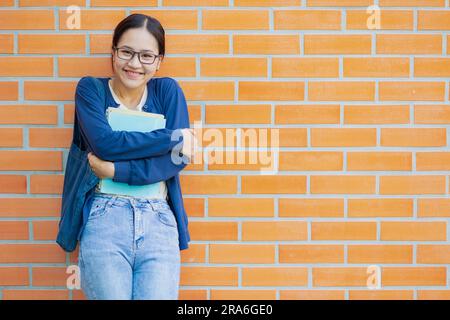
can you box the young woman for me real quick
[74,14,196,300]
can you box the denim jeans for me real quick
[78,193,181,300]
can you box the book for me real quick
[98,107,166,198]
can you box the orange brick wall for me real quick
[0,0,449,300]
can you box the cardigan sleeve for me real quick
[75,76,185,161]
[112,77,191,185]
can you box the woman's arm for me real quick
[76,76,187,161]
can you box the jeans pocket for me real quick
[156,205,177,228]
[88,197,111,220]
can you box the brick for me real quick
[418,198,450,218]
[243,267,308,286]
[0,128,22,147]
[279,152,342,171]
[203,10,269,30]
[307,0,371,5]
[0,10,54,29]
[343,58,409,77]
[29,128,72,148]
[313,267,369,287]
[20,0,85,5]
[239,81,304,101]
[311,222,377,240]
[0,175,27,194]
[0,151,62,171]
[380,175,446,195]
[180,175,237,194]
[2,290,69,300]
[0,244,65,263]
[347,10,413,30]
[344,105,410,124]
[376,34,442,54]
[349,290,414,300]
[311,128,377,146]
[381,221,447,241]
[0,198,60,218]
[0,105,58,125]
[180,81,233,100]
[274,10,341,30]
[58,57,112,77]
[414,58,450,77]
[273,58,339,77]
[234,35,300,54]
[382,267,447,286]
[347,152,412,171]
[416,152,450,171]
[308,82,375,101]
[32,266,68,286]
[0,267,29,286]
[18,34,85,54]
[348,245,413,264]
[417,290,450,300]
[279,245,344,263]
[279,198,344,218]
[235,0,300,5]
[201,58,267,77]
[415,105,450,124]
[280,290,345,300]
[181,244,206,263]
[0,221,29,240]
[0,34,14,53]
[0,82,18,100]
[348,198,413,218]
[212,290,276,300]
[304,35,371,54]
[24,81,77,101]
[417,245,450,264]
[92,0,155,5]
[0,57,53,77]
[30,174,63,195]
[207,151,277,171]
[381,128,446,146]
[276,105,340,124]
[205,104,271,124]
[418,11,450,30]
[180,266,238,286]
[189,222,238,241]
[242,221,308,241]
[379,0,445,6]
[33,220,59,240]
[379,82,445,101]
[208,198,274,217]
[209,244,275,264]
[242,175,307,194]
[311,175,376,194]
[167,34,229,54]
[165,0,228,5]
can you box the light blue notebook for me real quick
[99,107,166,197]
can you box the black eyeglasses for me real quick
[113,46,161,65]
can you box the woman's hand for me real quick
[87,152,115,179]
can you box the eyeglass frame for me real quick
[112,46,162,65]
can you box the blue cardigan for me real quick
[57,76,191,251]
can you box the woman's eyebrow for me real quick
[122,45,155,53]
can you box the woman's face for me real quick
[111,26,162,89]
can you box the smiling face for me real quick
[111,26,163,89]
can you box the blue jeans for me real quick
[78,193,181,300]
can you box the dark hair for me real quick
[110,13,165,71]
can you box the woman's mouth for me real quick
[124,69,144,79]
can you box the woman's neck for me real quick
[110,78,145,109]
